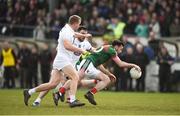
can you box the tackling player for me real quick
[32,26,96,107]
[23,15,92,108]
[55,40,141,105]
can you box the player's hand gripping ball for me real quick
[130,67,142,79]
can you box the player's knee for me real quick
[69,73,79,81]
[48,82,58,89]
[103,76,110,84]
[73,75,79,81]
[105,77,111,84]
[99,73,110,84]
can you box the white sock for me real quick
[70,95,76,103]
[28,88,36,95]
[34,98,41,103]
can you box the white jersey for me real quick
[71,39,92,66]
[56,24,75,58]
[53,24,75,70]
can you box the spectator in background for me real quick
[121,37,134,54]
[135,43,149,91]
[28,46,39,88]
[106,16,126,40]
[1,0,180,38]
[17,43,31,88]
[39,43,52,83]
[34,19,46,40]
[169,18,180,37]
[51,20,61,40]
[121,46,136,91]
[98,0,111,19]
[96,17,107,35]
[124,15,137,35]
[162,6,172,37]
[87,19,98,33]
[157,46,174,92]
[24,0,37,26]
[135,19,149,38]
[159,10,166,37]
[149,13,161,39]
[148,31,159,58]
[0,41,17,88]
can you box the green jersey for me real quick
[86,45,117,67]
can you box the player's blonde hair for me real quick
[68,15,81,25]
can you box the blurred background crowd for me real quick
[0,0,180,92]
[0,0,180,39]
[0,41,54,89]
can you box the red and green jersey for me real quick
[86,45,117,67]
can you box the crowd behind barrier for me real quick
[0,35,180,92]
[0,0,180,92]
[0,0,180,39]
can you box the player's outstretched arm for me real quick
[97,65,116,82]
[74,32,92,39]
[98,65,113,77]
[63,39,86,54]
[112,56,141,71]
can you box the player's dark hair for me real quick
[78,26,87,32]
[112,40,124,47]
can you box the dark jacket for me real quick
[17,48,31,68]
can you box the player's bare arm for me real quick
[63,39,86,54]
[74,32,92,39]
[88,47,96,52]
[97,64,116,82]
[112,56,141,71]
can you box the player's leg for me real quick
[53,80,71,104]
[57,79,97,102]
[84,72,110,105]
[61,65,85,107]
[57,62,86,100]
[80,79,98,88]
[32,90,49,107]
[55,78,97,104]
[82,62,111,105]
[90,72,110,92]
[32,74,67,107]
[58,79,97,96]
[23,69,63,106]
[54,60,93,106]
[65,90,71,103]
[52,77,68,106]
[64,59,95,90]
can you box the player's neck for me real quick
[68,24,76,31]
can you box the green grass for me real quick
[0,89,180,115]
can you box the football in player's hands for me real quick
[130,67,142,79]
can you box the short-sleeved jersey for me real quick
[86,45,116,67]
[71,39,92,66]
[56,24,75,58]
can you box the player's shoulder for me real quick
[59,25,67,34]
[103,45,116,55]
[103,45,114,50]
[59,24,71,33]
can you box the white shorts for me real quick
[76,59,100,79]
[53,55,73,70]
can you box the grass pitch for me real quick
[0,89,180,115]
